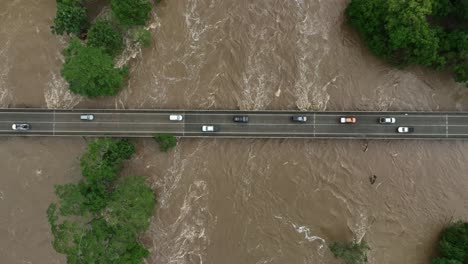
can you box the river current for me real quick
[1,0,468,263]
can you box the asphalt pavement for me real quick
[1,108,468,139]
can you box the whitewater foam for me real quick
[44,72,81,109]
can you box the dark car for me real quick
[233,116,249,123]
[291,116,307,123]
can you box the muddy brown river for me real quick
[1,0,468,263]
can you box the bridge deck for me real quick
[2,109,468,139]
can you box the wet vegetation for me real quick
[51,0,159,97]
[52,0,88,35]
[47,138,156,264]
[431,221,468,264]
[329,241,369,264]
[62,38,127,97]
[110,0,152,27]
[153,133,177,152]
[346,0,467,87]
[87,20,124,57]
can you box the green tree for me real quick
[61,38,128,97]
[431,258,463,264]
[434,221,468,263]
[52,0,88,35]
[346,0,468,87]
[106,176,156,233]
[111,0,152,27]
[47,139,156,264]
[80,138,135,183]
[87,21,124,57]
[79,138,135,212]
[346,0,441,66]
[329,241,370,264]
[454,62,468,85]
[153,133,177,152]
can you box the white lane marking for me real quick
[1,133,467,140]
[0,121,459,127]
[313,113,316,137]
[1,111,467,118]
[53,110,56,136]
[182,110,186,137]
[446,114,449,138]
[0,130,454,136]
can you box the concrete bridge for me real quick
[2,108,468,139]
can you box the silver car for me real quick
[80,114,94,121]
[12,123,30,131]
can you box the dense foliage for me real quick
[87,21,124,57]
[431,221,468,264]
[111,0,152,27]
[346,0,468,86]
[51,0,88,35]
[47,138,156,264]
[61,38,127,97]
[153,133,177,152]
[329,241,369,264]
[52,0,160,97]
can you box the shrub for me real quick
[52,0,88,35]
[153,133,177,152]
[61,38,128,97]
[87,21,124,57]
[329,241,369,264]
[432,221,468,263]
[111,0,152,27]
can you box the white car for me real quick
[80,114,94,121]
[397,127,414,133]
[169,114,183,121]
[379,117,396,124]
[202,125,218,132]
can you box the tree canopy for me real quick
[346,0,468,86]
[431,221,468,264]
[111,0,152,27]
[61,38,128,97]
[87,21,124,58]
[52,0,160,97]
[329,241,369,264]
[47,138,156,264]
[153,133,177,152]
[52,0,88,35]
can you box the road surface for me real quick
[2,108,468,139]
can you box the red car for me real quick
[340,117,357,124]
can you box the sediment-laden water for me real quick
[1,1,468,263]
